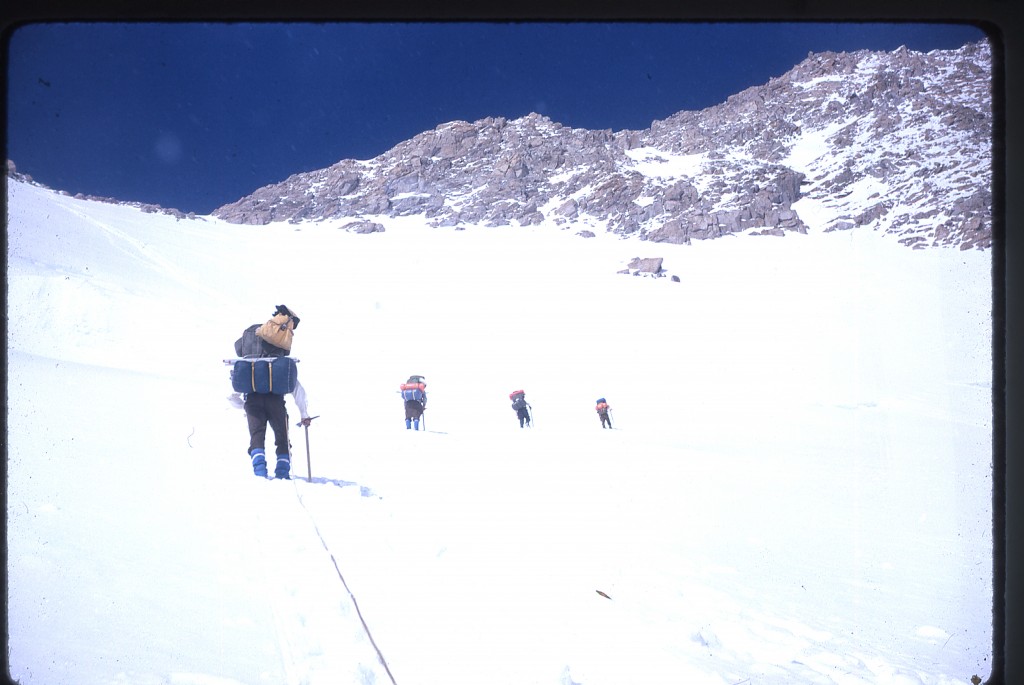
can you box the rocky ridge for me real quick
[213,41,992,250]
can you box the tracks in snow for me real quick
[249,478,395,685]
[293,483,398,685]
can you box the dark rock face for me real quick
[212,41,991,250]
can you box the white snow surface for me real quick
[7,178,993,684]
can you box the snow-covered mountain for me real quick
[212,41,991,250]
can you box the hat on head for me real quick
[274,304,300,329]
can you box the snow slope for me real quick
[6,177,993,684]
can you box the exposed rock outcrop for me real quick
[212,41,992,250]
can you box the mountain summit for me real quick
[213,41,991,250]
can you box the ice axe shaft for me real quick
[304,425,312,479]
[295,415,320,480]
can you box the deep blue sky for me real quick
[6,22,987,214]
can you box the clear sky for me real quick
[6,21,987,214]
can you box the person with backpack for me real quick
[232,304,311,479]
[595,397,613,429]
[510,390,531,428]
[400,375,427,430]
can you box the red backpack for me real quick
[401,377,427,402]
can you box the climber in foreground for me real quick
[230,304,311,479]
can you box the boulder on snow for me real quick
[627,257,663,274]
[342,220,385,234]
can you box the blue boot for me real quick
[274,453,291,480]
[406,418,412,429]
[414,418,420,430]
[250,449,268,478]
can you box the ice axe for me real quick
[295,415,320,480]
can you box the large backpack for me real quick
[256,312,296,352]
[231,356,298,395]
[234,323,288,358]
[400,377,427,402]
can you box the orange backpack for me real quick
[256,312,296,352]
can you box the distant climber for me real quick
[510,390,532,428]
[400,375,427,430]
[595,397,612,429]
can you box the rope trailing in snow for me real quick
[292,485,398,685]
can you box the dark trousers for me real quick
[516,407,530,427]
[405,399,424,419]
[599,411,612,429]
[245,392,289,455]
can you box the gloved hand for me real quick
[300,417,312,427]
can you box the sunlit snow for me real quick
[7,176,992,685]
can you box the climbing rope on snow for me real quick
[292,486,398,685]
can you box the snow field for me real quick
[7,178,993,684]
